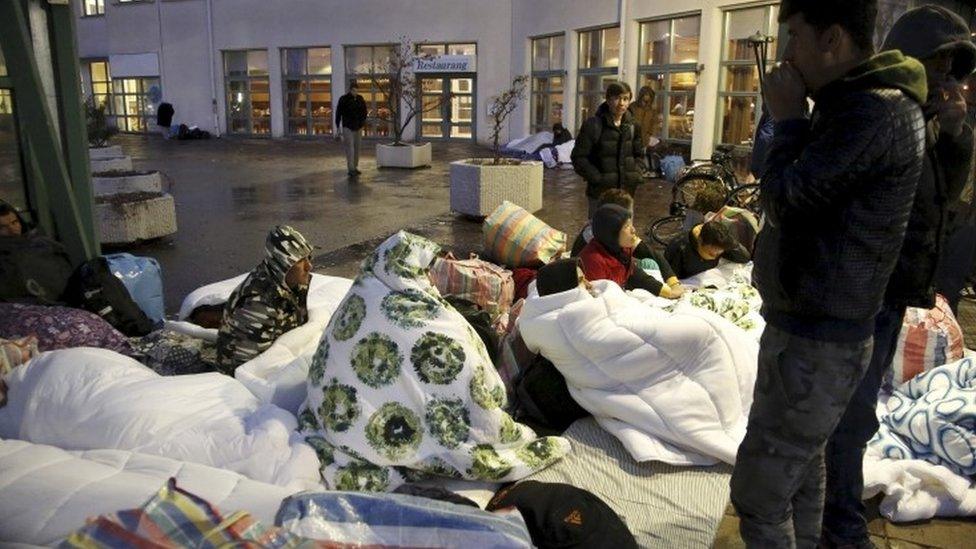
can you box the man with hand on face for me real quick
[819,7,976,548]
[731,1,928,547]
[572,81,645,217]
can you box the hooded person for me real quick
[215,225,314,373]
[297,231,569,492]
[579,204,683,298]
[819,7,976,547]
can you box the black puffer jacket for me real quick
[571,103,644,198]
[882,5,976,309]
[753,51,927,340]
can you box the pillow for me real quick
[483,201,566,268]
[0,302,134,356]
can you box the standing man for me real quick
[571,82,644,217]
[820,7,975,547]
[730,1,927,547]
[335,80,368,177]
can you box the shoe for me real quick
[354,169,362,175]
[348,171,357,176]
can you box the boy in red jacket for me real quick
[579,205,684,298]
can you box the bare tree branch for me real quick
[488,75,529,165]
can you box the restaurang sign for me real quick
[414,55,476,73]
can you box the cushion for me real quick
[484,201,566,268]
[0,303,133,356]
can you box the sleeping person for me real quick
[518,257,758,465]
[664,220,750,280]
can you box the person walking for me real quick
[571,82,644,217]
[820,7,975,547]
[730,1,928,547]
[335,81,368,176]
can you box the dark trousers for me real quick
[821,305,905,544]
[935,219,976,313]
[731,325,873,549]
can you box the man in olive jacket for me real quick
[730,1,928,547]
[821,6,976,547]
[571,82,644,217]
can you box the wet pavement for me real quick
[112,133,975,547]
[113,133,671,313]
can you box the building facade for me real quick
[70,0,949,163]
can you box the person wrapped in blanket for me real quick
[664,220,750,280]
[579,203,685,299]
[215,225,314,374]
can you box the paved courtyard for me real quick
[114,133,974,547]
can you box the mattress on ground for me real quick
[519,417,732,548]
[0,438,296,546]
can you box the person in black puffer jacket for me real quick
[571,82,644,217]
[731,1,927,548]
[820,7,976,548]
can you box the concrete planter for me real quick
[92,171,162,196]
[450,159,543,216]
[88,145,124,159]
[96,192,177,245]
[376,142,432,168]
[90,156,133,173]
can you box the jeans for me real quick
[732,325,873,549]
[342,127,362,173]
[821,305,905,545]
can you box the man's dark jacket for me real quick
[882,5,976,309]
[335,93,368,131]
[571,102,644,198]
[753,51,928,341]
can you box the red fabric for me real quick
[512,268,538,301]
[579,240,633,287]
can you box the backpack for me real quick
[63,257,155,337]
[0,235,75,304]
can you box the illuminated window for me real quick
[344,45,395,138]
[282,47,333,137]
[111,77,160,132]
[530,34,565,133]
[83,0,104,16]
[576,26,620,125]
[224,50,271,136]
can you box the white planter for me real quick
[376,142,432,168]
[450,159,544,216]
[91,156,133,173]
[97,192,178,244]
[92,171,162,196]
[88,145,124,159]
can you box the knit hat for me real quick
[591,204,633,266]
[883,5,976,79]
[264,225,314,282]
[536,258,581,297]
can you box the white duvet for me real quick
[0,438,297,546]
[518,280,758,466]
[0,347,322,491]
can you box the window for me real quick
[83,0,104,16]
[576,26,620,125]
[224,50,271,135]
[112,77,161,132]
[86,60,111,108]
[417,43,477,57]
[636,15,701,158]
[717,4,780,152]
[0,46,6,77]
[0,89,28,211]
[282,47,333,137]
[344,45,394,138]
[530,34,565,134]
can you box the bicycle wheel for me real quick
[648,215,687,247]
[673,170,724,211]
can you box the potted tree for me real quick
[86,98,177,244]
[373,37,450,169]
[449,75,543,216]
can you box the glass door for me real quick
[418,76,475,140]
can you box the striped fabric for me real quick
[483,201,566,268]
[429,254,515,316]
[520,417,732,548]
[64,478,308,548]
[891,294,965,386]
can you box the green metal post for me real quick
[48,0,100,253]
[0,0,96,265]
